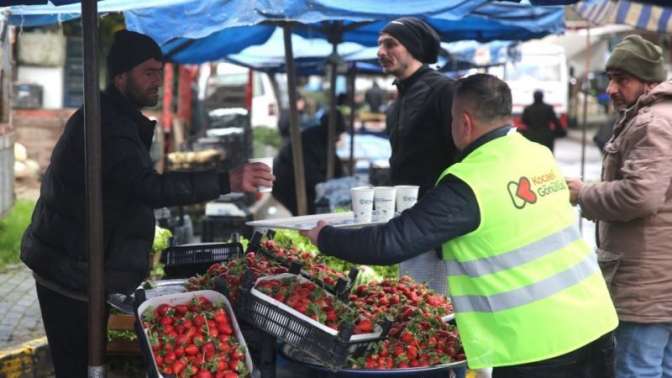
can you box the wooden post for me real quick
[81,0,106,376]
[282,24,308,215]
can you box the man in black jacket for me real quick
[378,17,457,294]
[20,30,273,378]
[521,90,563,152]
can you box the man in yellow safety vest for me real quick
[304,73,618,377]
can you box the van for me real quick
[498,43,569,129]
[204,62,282,129]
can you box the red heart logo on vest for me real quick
[515,177,537,204]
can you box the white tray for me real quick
[246,212,385,231]
[136,290,254,377]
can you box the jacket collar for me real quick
[457,125,513,162]
[394,65,431,95]
[103,85,156,148]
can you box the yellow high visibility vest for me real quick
[439,131,617,369]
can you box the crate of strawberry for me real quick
[349,315,465,370]
[348,275,454,328]
[281,313,465,377]
[186,251,289,304]
[135,290,257,378]
[254,238,355,294]
[238,273,387,369]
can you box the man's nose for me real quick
[606,80,618,96]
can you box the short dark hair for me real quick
[454,74,512,122]
[533,90,544,102]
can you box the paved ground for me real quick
[0,264,44,351]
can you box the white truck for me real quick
[502,42,569,130]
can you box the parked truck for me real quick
[504,42,569,130]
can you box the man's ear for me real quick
[463,110,474,138]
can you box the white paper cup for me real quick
[394,185,419,214]
[249,157,274,193]
[351,186,374,223]
[373,186,396,222]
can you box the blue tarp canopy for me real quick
[123,0,517,62]
[124,0,491,45]
[5,0,190,26]
[122,1,563,64]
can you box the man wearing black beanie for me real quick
[377,17,458,297]
[20,29,273,377]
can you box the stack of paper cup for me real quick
[394,185,419,214]
[373,186,396,222]
[351,186,375,223]
[248,157,274,193]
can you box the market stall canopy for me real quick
[5,0,190,26]
[224,28,369,73]
[123,0,499,62]
[124,0,563,64]
[324,1,564,47]
[574,0,672,34]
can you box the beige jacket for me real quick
[579,80,672,323]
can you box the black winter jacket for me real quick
[21,86,229,295]
[387,66,456,197]
[273,124,344,215]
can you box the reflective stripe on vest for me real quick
[446,225,580,277]
[451,252,599,312]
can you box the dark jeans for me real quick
[36,282,107,378]
[492,332,615,378]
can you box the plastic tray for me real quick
[161,242,243,278]
[135,290,256,378]
[246,212,385,231]
[238,273,384,369]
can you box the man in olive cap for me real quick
[377,17,458,297]
[568,34,672,377]
[21,30,273,377]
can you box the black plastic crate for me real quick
[202,215,253,242]
[161,242,243,278]
[236,273,388,370]
[248,231,358,298]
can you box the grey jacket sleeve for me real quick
[317,175,480,265]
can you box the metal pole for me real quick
[579,27,591,234]
[347,66,357,175]
[326,42,338,179]
[282,24,308,215]
[81,0,106,376]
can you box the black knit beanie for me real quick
[606,35,665,83]
[107,30,163,79]
[381,17,440,64]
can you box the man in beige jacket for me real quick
[567,35,672,378]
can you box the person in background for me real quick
[364,81,386,113]
[305,73,617,378]
[567,34,672,378]
[521,89,564,152]
[20,30,273,378]
[277,94,313,143]
[378,16,457,296]
[273,107,345,215]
